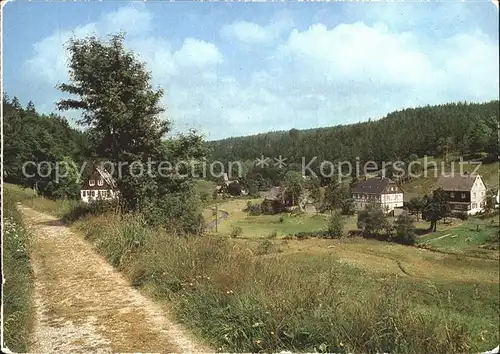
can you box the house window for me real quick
[450,192,455,198]
[101,190,107,197]
[98,179,104,186]
[461,193,466,199]
[473,192,476,198]
[472,203,477,209]
[92,191,96,197]
[89,180,95,186]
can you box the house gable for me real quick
[81,167,117,191]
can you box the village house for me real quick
[261,186,292,212]
[80,166,118,203]
[216,173,248,196]
[433,173,487,215]
[352,177,404,214]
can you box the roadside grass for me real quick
[9,183,500,352]
[4,183,78,218]
[72,211,499,353]
[3,186,35,352]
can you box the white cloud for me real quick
[220,14,294,46]
[100,5,153,36]
[173,38,223,69]
[24,23,97,84]
[277,22,434,87]
[220,21,272,44]
[19,6,499,140]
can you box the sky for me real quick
[3,1,499,140]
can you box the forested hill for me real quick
[208,101,499,164]
[3,94,89,198]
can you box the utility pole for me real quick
[215,200,218,233]
[213,187,219,233]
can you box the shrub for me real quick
[140,192,205,235]
[227,181,243,196]
[268,230,278,239]
[279,215,284,223]
[456,212,469,220]
[256,239,274,255]
[392,214,417,245]
[327,212,344,239]
[62,199,119,223]
[230,225,243,238]
[247,202,263,216]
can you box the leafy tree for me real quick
[3,94,88,198]
[327,211,344,239]
[422,189,451,232]
[56,33,170,211]
[484,188,498,214]
[393,214,416,245]
[227,181,243,196]
[323,179,341,211]
[48,156,81,199]
[357,203,389,238]
[339,186,356,215]
[406,196,424,221]
[55,34,206,233]
[282,170,304,206]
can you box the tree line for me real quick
[208,101,499,168]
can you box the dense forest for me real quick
[208,101,499,167]
[3,94,90,199]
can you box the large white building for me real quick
[434,173,487,215]
[352,177,404,213]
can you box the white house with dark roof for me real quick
[352,177,404,213]
[80,166,119,203]
[434,173,486,215]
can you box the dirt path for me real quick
[20,205,209,353]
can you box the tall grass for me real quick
[4,183,79,218]
[75,213,499,353]
[2,187,35,352]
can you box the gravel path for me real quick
[20,206,208,353]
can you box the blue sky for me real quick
[3,1,499,140]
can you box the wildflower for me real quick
[270,331,274,335]
[255,339,262,345]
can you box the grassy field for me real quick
[74,212,499,353]
[3,186,36,352]
[5,184,79,217]
[401,157,499,200]
[9,184,500,353]
[418,214,499,256]
[207,198,360,238]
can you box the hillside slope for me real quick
[208,101,499,168]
